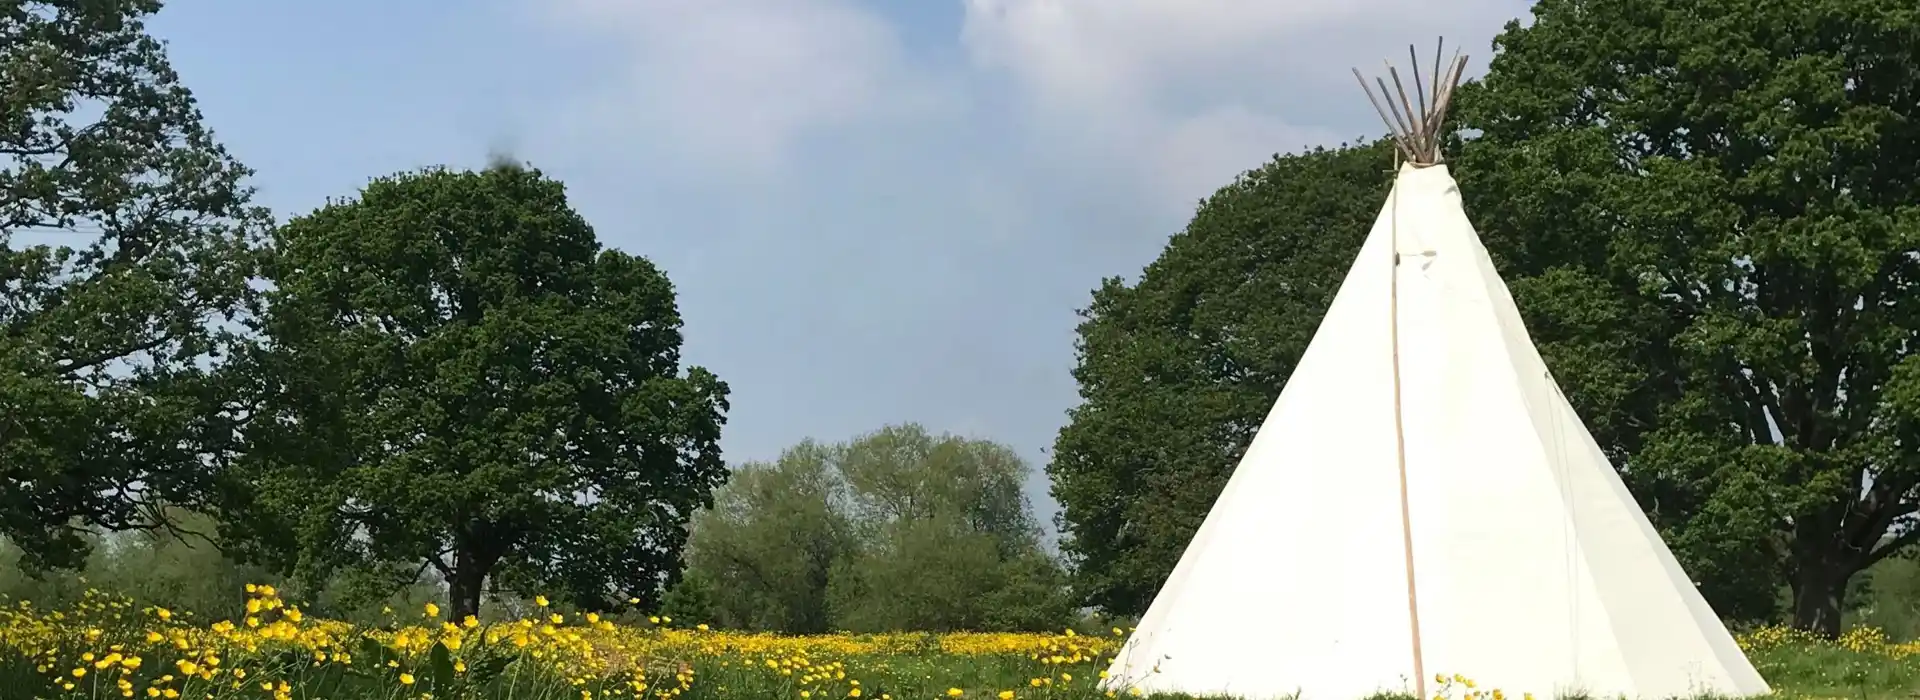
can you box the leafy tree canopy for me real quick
[0,0,267,568]
[222,164,728,621]
[1048,141,1393,615]
[1455,0,1920,633]
[828,424,1069,633]
[677,440,851,633]
[678,424,1072,633]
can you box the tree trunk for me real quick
[1790,564,1849,637]
[448,546,497,623]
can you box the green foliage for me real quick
[1853,554,1920,640]
[830,425,1071,633]
[1048,141,1395,615]
[0,534,106,610]
[221,164,730,620]
[683,441,851,632]
[830,516,1073,634]
[1454,0,1920,632]
[677,424,1074,633]
[0,512,279,621]
[658,565,721,624]
[0,0,268,568]
[309,560,447,625]
[78,516,280,620]
[0,529,464,628]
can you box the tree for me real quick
[677,441,851,633]
[657,565,720,626]
[0,509,282,621]
[829,424,1072,633]
[226,163,729,621]
[674,424,1072,632]
[84,510,281,620]
[2,511,446,624]
[0,0,267,568]
[1049,142,1393,615]
[1853,551,1920,639]
[1454,0,1920,633]
[308,560,450,624]
[838,423,1036,548]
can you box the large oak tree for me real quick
[224,163,728,620]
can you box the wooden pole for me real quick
[1355,40,1467,167]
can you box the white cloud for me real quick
[540,0,942,176]
[961,0,1523,210]
[530,0,1526,210]
[962,0,1368,107]
[1147,107,1341,211]
[961,0,1509,106]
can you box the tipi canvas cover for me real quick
[1101,49,1769,700]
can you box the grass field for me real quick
[2,586,1916,700]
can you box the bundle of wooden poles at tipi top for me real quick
[1354,39,1470,167]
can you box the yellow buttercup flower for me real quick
[1,583,1139,700]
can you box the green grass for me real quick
[1745,643,1920,700]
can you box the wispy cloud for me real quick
[959,0,1523,211]
[538,0,953,178]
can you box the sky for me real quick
[144,0,1535,533]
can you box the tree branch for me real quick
[1846,489,1917,563]
[393,559,437,600]
[1863,525,1920,569]
[55,333,176,377]
[0,121,106,159]
[1728,369,1777,446]
[427,554,453,580]
[128,501,219,549]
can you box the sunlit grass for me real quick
[1738,625,1920,699]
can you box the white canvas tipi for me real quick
[1101,46,1770,700]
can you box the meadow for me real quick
[1,585,1916,700]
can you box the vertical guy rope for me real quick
[1358,39,1469,700]
[1387,148,1427,700]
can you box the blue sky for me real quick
[145,0,1532,531]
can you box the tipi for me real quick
[1101,44,1770,700]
